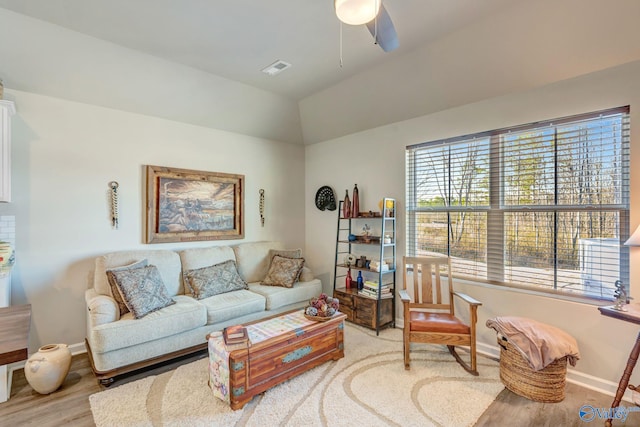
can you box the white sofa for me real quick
[84,241,322,384]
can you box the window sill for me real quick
[452,276,615,307]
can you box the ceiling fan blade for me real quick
[366,3,398,52]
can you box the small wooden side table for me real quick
[598,304,640,427]
[0,304,31,402]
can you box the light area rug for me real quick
[89,324,504,427]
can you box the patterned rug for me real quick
[89,324,503,427]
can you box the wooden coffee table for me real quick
[223,309,346,410]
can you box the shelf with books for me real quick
[333,197,396,335]
[358,290,393,300]
[359,280,393,299]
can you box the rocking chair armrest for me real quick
[452,291,482,307]
[399,289,412,303]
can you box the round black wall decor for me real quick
[315,186,336,211]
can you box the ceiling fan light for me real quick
[335,0,381,25]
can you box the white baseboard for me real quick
[399,318,632,404]
[566,369,633,403]
[477,341,500,360]
[68,341,87,356]
[478,341,632,403]
[8,341,87,375]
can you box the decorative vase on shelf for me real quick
[343,190,351,218]
[345,269,353,289]
[24,343,72,394]
[357,271,364,290]
[351,184,359,218]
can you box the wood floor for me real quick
[0,351,207,427]
[476,382,640,427]
[1,352,638,426]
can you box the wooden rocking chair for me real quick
[399,256,482,375]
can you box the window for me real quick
[406,107,630,300]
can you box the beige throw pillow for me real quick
[267,248,302,265]
[183,259,248,300]
[262,255,305,288]
[106,264,175,319]
[267,248,304,282]
[106,259,149,316]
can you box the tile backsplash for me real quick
[0,215,15,247]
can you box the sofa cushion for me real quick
[178,246,236,295]
[89,295,206,354]
[106,265,176,319]
[233,241,285,283]
[198,289,266,324]
[261,255,305,288]
[95,250,182,297]
[183,260,248,299]
[249,279,323,310]
[106,259,149,316]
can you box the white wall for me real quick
[305,60,640,395]
[0,89,306,351]
[0,7,303,145]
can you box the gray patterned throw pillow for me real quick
[261,255,305,288]
[106,265,175,319]
[106,259,149,316]
[183,259,248,300]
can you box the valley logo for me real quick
[579,404,640,422]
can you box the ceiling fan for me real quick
[335,0,399,52]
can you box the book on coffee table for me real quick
[223,325,248,345]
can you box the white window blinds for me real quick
[406,106,630,300]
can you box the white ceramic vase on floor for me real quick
[24,343,72,394]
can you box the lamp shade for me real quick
[625,225,640,246]
[335,0,381,25]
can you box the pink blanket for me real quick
[486,316,580,371]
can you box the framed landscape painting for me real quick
[145,165,244,243]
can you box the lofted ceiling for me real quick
[0,0,523,101]
[4,0,635,145]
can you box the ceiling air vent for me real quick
[261,60,292,76]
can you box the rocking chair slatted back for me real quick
[403,256,452,313]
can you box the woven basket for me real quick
[498,338,567,403]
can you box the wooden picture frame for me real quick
[145,165,244,244]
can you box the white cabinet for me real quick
[0,100,15,202]
[0,274,8,307]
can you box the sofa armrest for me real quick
[299,266,315,282]
[85,289,119,326]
